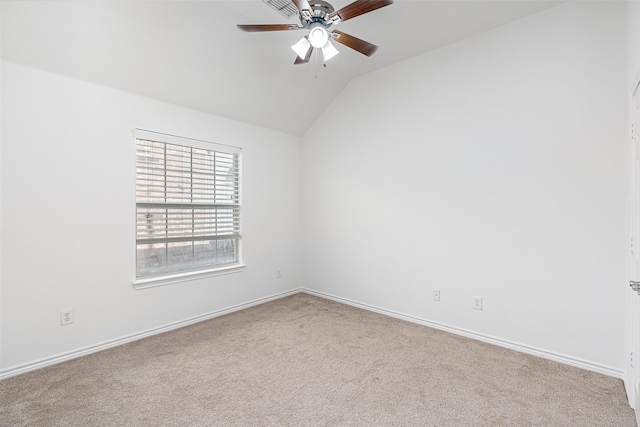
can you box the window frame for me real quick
[132,129,245,289]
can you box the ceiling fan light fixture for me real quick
[308,24,329,49]
[322,39,339,62]
[238,0,395,65]
[291,37,311,59]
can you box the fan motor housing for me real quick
[301,0,335,26]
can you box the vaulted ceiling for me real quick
[1,0,562,136]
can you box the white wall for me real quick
[302,1,628,374]
[0,61,302,374]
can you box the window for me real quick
[134,129,242,283]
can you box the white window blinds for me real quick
[135,130,241,279]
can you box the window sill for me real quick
[132,264,246,290]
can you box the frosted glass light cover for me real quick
[291,37,311,59]
[322,40,339,62]
[309,26,328,48]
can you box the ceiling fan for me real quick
[237,0,394,65]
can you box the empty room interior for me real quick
[4,0,640,425]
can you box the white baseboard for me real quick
[0,288,302,381]
[302,288,625,380]
[2,287,625,382]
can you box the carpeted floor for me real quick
[0,293,636,426]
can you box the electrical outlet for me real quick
[433,290,440,301]
[60,309,74,326]
[473,297,483,311]
[276,268,282,279]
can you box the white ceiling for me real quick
[1,0,562,136]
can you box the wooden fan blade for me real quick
[328,0,393,22]
[237,24,303,32]
[294,47,314,64]
[332,30,378,56]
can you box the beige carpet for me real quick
[0,293,636,426]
